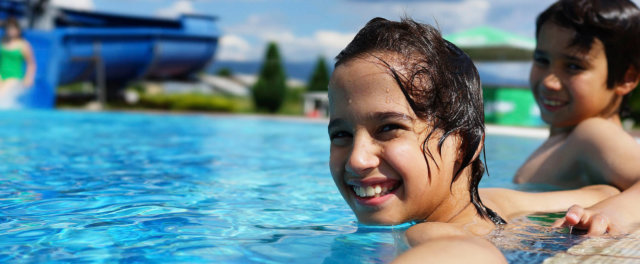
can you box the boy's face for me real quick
[327,55,457,225]
[530,22,617,127]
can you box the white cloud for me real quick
[217,35,252,61]
[219,14,355,62]
[274,30,355,61]
[216,0,494,62]
[156,0,194,18]
[225,14,286,39]
[315,31,356,56]
[339,0,491,35]
[51,0,94,10]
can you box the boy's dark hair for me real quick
[536,0,640,117]
[335,17,497,222]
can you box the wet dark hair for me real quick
[335,17,498,222]
[536,0,640,117]
[2,17,22,43]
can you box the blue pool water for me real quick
[0,111,581,263]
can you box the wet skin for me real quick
[328,54,488,228]
[530,22,623,132]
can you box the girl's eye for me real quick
[329,131,352,146]
[379,124,402,133]
[375,124,405,141]
[533,55,549,66]
[567,63,584,71]
[330,131,350,139]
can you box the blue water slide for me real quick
[0,2,220,108]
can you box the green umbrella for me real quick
[445,26,535,61]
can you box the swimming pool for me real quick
[0,110,590,263]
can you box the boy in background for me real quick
[515,0,640,235]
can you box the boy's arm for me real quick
[552,182,640,235]
[392,236,506,264]
[541,118,640,234]
[480,185,619,220]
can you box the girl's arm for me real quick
[479,185,620,220]
[21,40,36,88]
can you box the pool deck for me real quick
[485,124,548,138]
[544,229,640,263]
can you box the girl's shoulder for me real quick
[1,40,28,50]
[404,222,467,246]
[392,235,507,264]
[18,39,32,49]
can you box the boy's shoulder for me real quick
[566,117,638,157]
[570,118,630,142]
[515,117,638,186]
[570,118,640,188]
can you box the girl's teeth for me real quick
[352,184,396,198]
[366,186,375,196]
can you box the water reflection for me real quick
[491,213,590,263]
[322,224,410,264]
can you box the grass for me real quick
[55,82,308,116]
[137,93,236,112]
[277,86,304,115]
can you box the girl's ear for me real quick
[471,133,485,162]
[455,133,484,169]
[615,66,640,96]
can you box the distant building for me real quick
[199,75,250,96]
[303,91,328,118]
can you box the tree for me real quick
[216,67,233,77]
[253,42,287,112]
[308,56,330,92]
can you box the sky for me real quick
[51,0,640,63]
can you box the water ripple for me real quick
[0,110,555,263]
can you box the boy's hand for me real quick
[553,183,640,236]
[551,203,626,236]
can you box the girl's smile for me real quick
[328,54,462,225]
[349,178,401,206]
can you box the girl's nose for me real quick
[542,72,562,91]
[345,134,380,177]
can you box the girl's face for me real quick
[6,25,20,39]
[530,22,619,127]
[328,55,458,225]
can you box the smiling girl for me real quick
[327,17,619,263]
